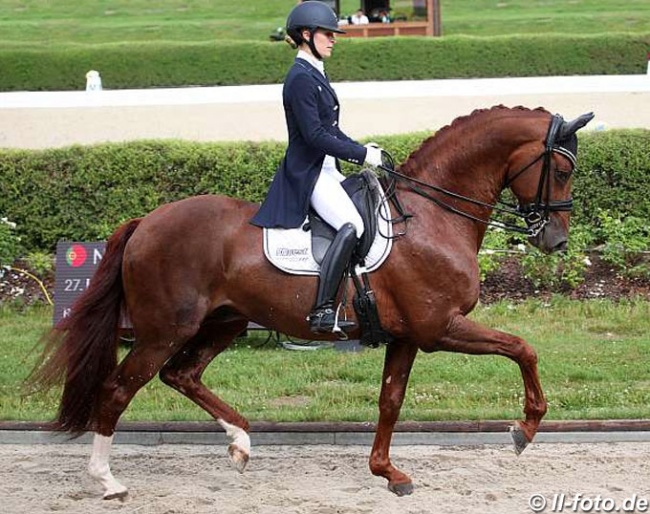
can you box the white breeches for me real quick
[310,160,364,237]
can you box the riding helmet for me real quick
[286,1,345,46]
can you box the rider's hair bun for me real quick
[285,35,298,49]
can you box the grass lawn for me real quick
[1,296,649,423]
[1,0,649,47]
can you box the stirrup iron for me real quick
[331,303,349,340]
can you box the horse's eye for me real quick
[554,168,572,184]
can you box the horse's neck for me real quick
[397,126,517,254]
[401,131,512,209]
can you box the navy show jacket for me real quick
[250,57,367,229]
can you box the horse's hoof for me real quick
[228,443,250,473]
[388,481,414,496]
[509,423,530,455]
[103,489,128,501]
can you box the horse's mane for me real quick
[398,104,550,175]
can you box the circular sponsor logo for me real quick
[66,244,87,267]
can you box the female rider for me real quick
[251,1,384,334]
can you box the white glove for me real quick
[364,143,383,167]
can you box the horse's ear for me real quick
[558,112,595,139]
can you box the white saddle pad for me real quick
[263,196,393,276]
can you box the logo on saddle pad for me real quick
[275,247,310,258]
[263,172,393,276]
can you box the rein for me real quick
[378,114,576,238]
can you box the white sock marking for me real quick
[217,419,251,455]
[88,433,128,498]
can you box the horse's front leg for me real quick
[369,340,418,496]
[438,314,548,454]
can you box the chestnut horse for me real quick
[32,106,593,499]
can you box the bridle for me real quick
[379,114,578,238]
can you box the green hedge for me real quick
[0,141,284,251]
[575,130,650,222]
[1,130,648,253]
[1,33,648,91]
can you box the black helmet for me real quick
[286,1,345,46]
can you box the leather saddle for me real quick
[305,169,383,265]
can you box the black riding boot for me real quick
[309,223,358,334]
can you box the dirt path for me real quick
[2,442,649,514]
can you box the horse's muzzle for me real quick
[528,217,568,254]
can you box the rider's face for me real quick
[303,28,337,59]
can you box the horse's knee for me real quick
[517,342,539,367]
[507,337,538,366]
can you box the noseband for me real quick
[380,114,577,237]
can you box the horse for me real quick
[30,105,593,499]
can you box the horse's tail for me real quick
[28,218,141,435]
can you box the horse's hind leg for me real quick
[438,314,547,455]
[89,334,196,499]
[159,318,252,472]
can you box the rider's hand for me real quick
[364,143,383,167]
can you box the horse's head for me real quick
[390,106,595,254]
[505,111,594,253]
